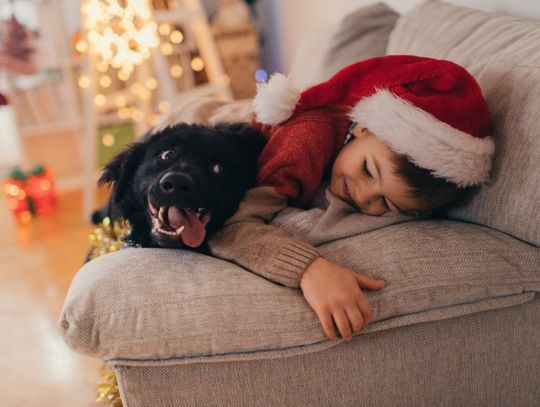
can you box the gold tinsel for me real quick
[96,366,123,407]
[89,217,131,407]
[88,217,131,260]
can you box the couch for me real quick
[60,1,540,406]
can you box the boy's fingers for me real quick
[332,308,352,342]
[355,294,372,326]
[344,303,364,333]
[317,309,337,340]
[354,273,386,290]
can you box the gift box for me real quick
[25,165,57,215]
[3,165,57,221]
[3,168,32,222]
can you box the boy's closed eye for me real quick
[363,160,372,179]
[362,159,392,211]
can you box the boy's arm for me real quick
[208,186,321,288]
[208,185,386,341]
[210,111,347,287]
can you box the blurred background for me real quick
[0,0,537,406]
[1,0,265,214]
[1,0,537,210]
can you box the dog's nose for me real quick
[159,172,196,195]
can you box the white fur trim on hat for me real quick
[350,89,495,187]
[253,73,300,125]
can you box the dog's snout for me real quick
[159,172,196,195]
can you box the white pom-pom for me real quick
[253,73,300,125]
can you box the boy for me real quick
[208,55,495,341]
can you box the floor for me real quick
[0,189,105,406]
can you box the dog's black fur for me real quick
[95,122,266,252]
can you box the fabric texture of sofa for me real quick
[60,1,540,406]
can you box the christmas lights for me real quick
[82,0,158,80]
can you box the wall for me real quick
[259,0,540,74]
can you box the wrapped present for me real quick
[3,168,32,222]
[3,165,57,221]
[26,165,57,215]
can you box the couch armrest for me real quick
[59,221,539,363]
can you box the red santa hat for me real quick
[253,55,495,187]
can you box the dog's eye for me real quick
[160,150,174,161]
[212,164,225,175]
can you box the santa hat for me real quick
[253,55,495,187]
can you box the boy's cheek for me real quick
[328,176,342,199]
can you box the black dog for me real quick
[95,122,266,251]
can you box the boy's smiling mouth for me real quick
[342,178,367,214]
[343,179,355,205]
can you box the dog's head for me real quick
[98,122,266,249]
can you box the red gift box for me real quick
[26,165,57,215]
[3,168,32,222]
[3,165,57,221]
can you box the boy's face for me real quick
[330,126,416,216]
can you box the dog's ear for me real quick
[221,123,266,160]
[98,142,145,204]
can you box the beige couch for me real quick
[60,1,539,406]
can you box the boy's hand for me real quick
[300,257,385,341]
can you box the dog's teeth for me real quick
[158,207,166,223]
[148,199,158,216]
[176,226,185,234]
[197,208,204,212]
[157,227,174,236]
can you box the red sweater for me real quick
[253,106,351,207]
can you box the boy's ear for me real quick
[98,142,145,205]
[354,126,368,137]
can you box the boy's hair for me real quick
[392,153,468,213]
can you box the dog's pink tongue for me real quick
[168,207,206,248]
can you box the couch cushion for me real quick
[289,2,398,89]
[114,299,539,407]
[386,0,540,246]
[59,220,539,362]
[320,2,399,79]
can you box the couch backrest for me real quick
[387,0,540,246]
